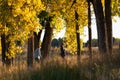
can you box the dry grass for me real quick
[0,47,120,80]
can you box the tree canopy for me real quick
[0,0,44,58]
[0,0,119,58]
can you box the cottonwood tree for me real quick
[71,0,81,56]
[0,0,44,66]
[41,16,53,59]
[62,0,87,54]
[87,0,92,57]
[40,0,66,59]
[105,0,112,55]
[112,0,120,17]
[27,34,34,67]
[91,0,108,53]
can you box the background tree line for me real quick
[83,37,120,47]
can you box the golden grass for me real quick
[0,48,120,80]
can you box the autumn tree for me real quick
[87,0,92,56]
[112,0,120,17]
[90,0,114,54]
[27,34,34,67]
[41,16,53,59]
[34,10,51,52]
[40,0,88,56]
[91,0,108,53]
[64,0,87,54]
[70,0,81,56]
[0,0,44,65]
[34,31,42,51]
[105,0,112,54]
[39,0,66,59]
[75,11,81,56]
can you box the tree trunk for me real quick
[92,0,107,53]
[88,1,93,79]
[75,11,81,56]
[105,0,112,79]
[34,30,42,51]
[105,0,112,54]
[1,34,12,66]
[27,34,34,67]
[88,0,92,57]
[1,34,6,65]
[41,22,53,59]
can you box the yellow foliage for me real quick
[0,0,45,58]
[60,0,88,53]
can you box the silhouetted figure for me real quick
[60,42,65,58]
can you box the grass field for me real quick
[0,47,120,80]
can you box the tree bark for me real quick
[1,34,6,65]
[34,30,42,51]
[75,11,81,56]
[105,0,112,54]
[27,34,34,67]
[1,34,12,66]
[88,1,93,79]
[92,0,107,53]
[105,0,112,79]
[88,0,92,57]
[41,22,53,59]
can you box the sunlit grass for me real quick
[0,56,87,80]
[0,48,120,80]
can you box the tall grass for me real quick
[31,58,88,80]
[0,56,88,80]
[0,48,120,80]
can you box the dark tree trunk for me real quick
[105,0,112,54]
[41,23,53,59]
[88,0,92,56]
[5,41,11,66]
[92,0,107,53]
[1,34,12,66]
[27,35,34,67]
[75,11,81,56]
[105,0,112,79]
[1,34,6,65]
[34,30,42,51]
[88,1,93,79]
